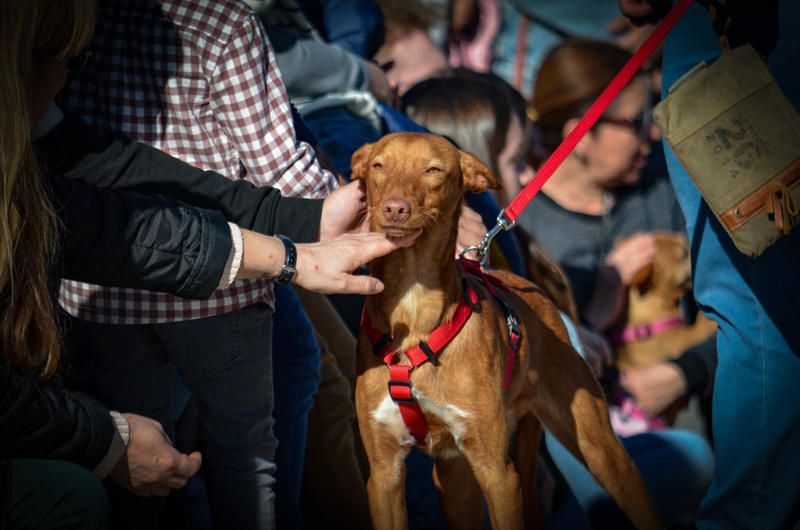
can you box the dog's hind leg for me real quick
[513,413,543,530]
[433,455,484,530]
[533,342,663,530]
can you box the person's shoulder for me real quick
[158,0,257,44]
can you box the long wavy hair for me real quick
[0,0,95,376]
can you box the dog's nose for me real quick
[382,198,412,223]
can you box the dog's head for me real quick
[351,133,500,239]
[629,232,692,302]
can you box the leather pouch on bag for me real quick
[653,44,800,257]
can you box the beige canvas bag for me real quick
[653,44,800,257]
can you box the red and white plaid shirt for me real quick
[57,0,337,324]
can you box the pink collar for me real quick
[610,317,685,345]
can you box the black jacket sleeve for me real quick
[0,178,236,466]
[50,175,232,299]
[35,112,323,244]
[0,362,115,470]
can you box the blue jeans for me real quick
[68,304,276,530]
[272,285,321,530]
[663,4,800,528]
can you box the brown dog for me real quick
[352,133,662,530]
[614,232,717,370]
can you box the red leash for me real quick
[464,0,696,263]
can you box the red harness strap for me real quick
[362,260,522,447]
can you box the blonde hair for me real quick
[0,0,95,376]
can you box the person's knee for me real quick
[11,459,109,530]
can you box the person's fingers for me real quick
[173,451,202,479]
[162,475,189,489]
[342,274,385,295]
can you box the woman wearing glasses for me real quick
[515,39,719,528]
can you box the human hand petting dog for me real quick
[456,206,488,259]
[319,180,370,241]
[237,227,421,295]
[109,413,202,497]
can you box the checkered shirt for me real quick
[57,0,337,324]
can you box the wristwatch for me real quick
[272,235,297,285]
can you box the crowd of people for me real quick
[1,0,797,529]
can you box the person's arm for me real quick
[36,113,323,244]
[266,25,368,100]
[51,175,232,300]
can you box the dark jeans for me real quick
[7,459,108,530]
[68,304,276,530]
[271,285,321,530]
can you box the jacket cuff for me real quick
[272,197,324,243]
[177,209,233,299]
[93,411,130,478]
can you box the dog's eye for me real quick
[372,163,383,170]
[425,167,441,174]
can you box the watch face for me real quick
[275,235,297,285]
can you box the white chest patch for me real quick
[371,390,472,456]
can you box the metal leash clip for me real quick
[458,209,515,266]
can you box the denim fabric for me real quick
[545,430,714,529]
[68,304,276,530]
[271,285,322,530]
[303,107,382,180]
[491,0,619,98]
[662,4,800,528]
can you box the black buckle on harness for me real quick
[372,334,392,356]
[417,341,438,364]
[387,380,416,404]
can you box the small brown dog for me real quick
[613,232,717,370]
[352,133,662,530]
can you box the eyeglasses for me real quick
[67,48,93,72]
[595,99,653,142]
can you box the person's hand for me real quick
[605,232,657,286]
[294,230,421,295]
[364,60,397,107]
[455,206,487,259]
[618,0,672,26]
[620,362,688,416]
[109,414,202,497]
[577,325,614,377]
[319,180,369,241]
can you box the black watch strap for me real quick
[273,235,297,285]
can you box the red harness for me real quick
[361,259,521,447]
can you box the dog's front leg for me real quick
[433,455,484,530]
[356,372,413,530]
[461,423,524,530]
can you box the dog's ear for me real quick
[631,262,653,289]
[350,142,375,181]
[460,151,501,192]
